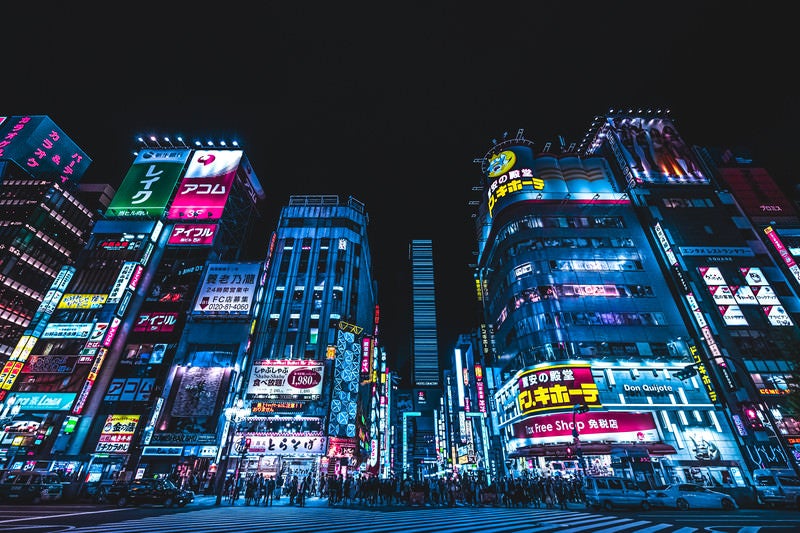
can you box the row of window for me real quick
[508,310,668,334]
[508,283,655,310]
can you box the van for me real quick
[583,475,651,511]
[753,468,800,509]
[0,470,64,504]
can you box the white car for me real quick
[647,483,738,511]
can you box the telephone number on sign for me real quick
[205,303,250,311]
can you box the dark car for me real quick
[101,480,132,506]
[107,478,193,507]
[0,470,64,504]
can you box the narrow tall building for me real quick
[247,194,377,481]
[410,239,440,387]
[0,115,97,359]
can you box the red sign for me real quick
[133,312,179,333]
[512,411,659,444]
[717,167,798,220]
[168,223,218,245]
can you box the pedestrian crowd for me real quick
[221,471,585,509]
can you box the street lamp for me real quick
[214,398,251,505]
[675,358,800,480]
[572,403,590,476]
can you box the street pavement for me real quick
[76,493,698,533]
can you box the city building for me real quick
[410,239,440,387]
[245,194,377,485]
[441,332,495,482]
[0,115,103,469]
[1,139,268,495]
[0,115,96,359]
[400,239,442,479]
[472,112,800,496]
[586,112,800,483]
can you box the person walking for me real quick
[297,475,307,507]
[265,475,275,506]
[288,474,299,506]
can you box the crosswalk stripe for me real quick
[52,505,699,533]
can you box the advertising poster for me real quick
[167,150,242,220]
[192,262,261,315]
[605,117,708,185]
[106,149,190,217]
[151,366,231,445]
[512,411,659,444]
[95,414,140,454]
[516,363,601,416]
[245,360,324,401]
[0,115,92,183]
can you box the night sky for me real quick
[4,3,795,382]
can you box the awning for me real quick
[508,442,677,459]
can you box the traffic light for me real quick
[741,403,764,430]
[674,366,698,380]
[565,446,573,457]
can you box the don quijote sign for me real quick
[623,383,674,395]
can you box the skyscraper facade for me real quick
[0,137,268,491]
[0,116,96,359]
[474,113,800,493]
[246,194,377,482]
[410,239,440,387]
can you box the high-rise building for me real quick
[247,194,377,481]
[0,139,267,490]
[0,115,97,358]
[410,239,440,387]
[473,113,800,493]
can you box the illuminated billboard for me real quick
[328,321,364,438]
[41,322,93,338]
[718,168,799,221]
[95,414,140,454]
[151,366,232,446]
[0,115,92,183]
[167,150,242,220]
[106,149,190,217]
[192,262,261,315]
[484,144,619,218]
[57,294,108,309]
[512,411,659,444]
[245,359,324,401]
[168,223,218,245]
[517,363,601,416]
[133,312,180,333]
[245,434,327,455]
[605,117,708,186]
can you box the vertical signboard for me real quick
[192,262,261,316]
[0,115,92,183]
[167,150,242,220]
[106,149,191,217]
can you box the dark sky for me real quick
[4,3,795,381]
